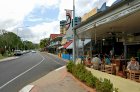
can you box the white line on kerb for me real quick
[19,85,34,92]
[0,53,45,90]
[55,66,66,71]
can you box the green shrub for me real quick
[113,88,119,92]
[66,61,75,73]
[85,71,97,87]
[66,63,118,92]
[73,64,87,82]
[96,78,114,92]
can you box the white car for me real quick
[31,50,36,53]
[14,50,22,56]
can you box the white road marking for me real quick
[55,66,66,71]
[19,85,34,92]
[0,53,45,90]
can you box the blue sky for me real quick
[0,0,116,43]
[23,6,59,27]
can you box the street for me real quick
[0,52,66,92]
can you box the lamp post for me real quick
[73,0,76,62]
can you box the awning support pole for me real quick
[90,39,92,58]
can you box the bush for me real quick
[67,62,97,87]
[85,71,97,87]
[66,62,118,92]
[66,61,75,73]
[96,78,118,92]
[73,64,87,82]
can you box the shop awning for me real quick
[67,39,91,49]
[58,46,63,49]
[63,40,73,49]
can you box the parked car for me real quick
[14,50,22,56]
[31,50,36,53]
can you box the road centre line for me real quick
[0,53,45,90]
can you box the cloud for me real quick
[27,21,60,43]
[0,0,116,43]
[36,0,60,9]
[58,0,116,20]
[0,0,37,29]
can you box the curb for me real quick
[0,57,19,62]
[19,85,34,92]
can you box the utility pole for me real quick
[73,0,76,62]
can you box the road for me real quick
[0,52,66,92]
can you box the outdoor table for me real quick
[104,65,113,74]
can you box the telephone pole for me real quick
[73,0,76,62]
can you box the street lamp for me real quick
[73,0,76,62]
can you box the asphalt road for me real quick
[0,52,66,92]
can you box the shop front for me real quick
[75,0,140,60]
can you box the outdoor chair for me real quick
[104,65,113,74]
[100,63,105,72]
[130,70,140,82]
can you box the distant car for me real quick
[14,50,22,56]
[31,50,36,53]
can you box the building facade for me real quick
[60,20,66,34]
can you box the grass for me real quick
[0,54,7,61]
[0,54,4,59]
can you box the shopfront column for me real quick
[81,38,85,57]
[124,44,127,59]
[90,39,92,58]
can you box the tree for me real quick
[0,29,23,55]
[23,41,39,50]
[39,38,49,48]
[0,29,39,55]
[2,31,22,51]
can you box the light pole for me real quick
[73,0,76,62]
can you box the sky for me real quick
[0,0,116,43]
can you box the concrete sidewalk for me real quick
[21,66,95,92]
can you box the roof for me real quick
[63,40,73,49]
[50,34,64,40]
[74,0,130,29]
[67,39,91,49]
